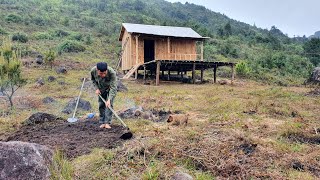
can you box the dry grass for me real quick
[1,64,319,179]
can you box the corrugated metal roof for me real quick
[120,23,207,40]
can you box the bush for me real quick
[52,29,70,38]
[33,32,52,40]
[69,33,83,41]
[44,49,56,69]
[5,14,22,23]
[236,61,250,77]
[12,33,28,43]
[0,28,8,35]
[57,40,86,54]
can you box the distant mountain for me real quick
[309,31,320,39]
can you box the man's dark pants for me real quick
[98,90,114,124]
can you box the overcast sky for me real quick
[165,0,319,37]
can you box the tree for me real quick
[0,38,26,109]
[224,22,232,37]
[44,49,56,69]
[304,38,320,66]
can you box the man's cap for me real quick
[97,62,108,72]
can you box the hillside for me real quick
[0,0,317,85]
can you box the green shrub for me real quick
[0,28,8,35]
[57,40,86,54]
[12,33,28,43]
[52,29,70,38]
[69,33,83,41]
[5,14,22,23]
[235,61,250,77]
[33,32,52,40]
[44,49,56,69]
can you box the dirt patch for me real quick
[4,118,130,159]
[284,132,320,145]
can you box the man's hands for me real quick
[97,89,110,108]
[95,89,101,95]
[105,99,111,108]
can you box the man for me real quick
[91,62,117,129]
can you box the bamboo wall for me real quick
[121,33,199,71]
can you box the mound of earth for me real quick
[5,116,130,159]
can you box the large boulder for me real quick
[56,67,68,74]
[42,97,56,104]
[117,80,128,92]
[309,67,320,83]
[0,141,53,180]
[172,171,193,180]
[35,54,44,65]
[62,98,91,114]
[25,112,61,125]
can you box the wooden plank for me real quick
[201,41,204,61]
[143,65,146,82]
[167,37,170,59]
[192,63,196,84]
[201,69,204,82]
[156,61,161,86]
[135,35,139,65]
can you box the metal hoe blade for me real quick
[67,117,79,123]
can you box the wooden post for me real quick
[192,63,196,84]
[231,64,235,85]
[143,65,146,83]
[135,35,139,65]
[214,64,217,84]
[135,70,138,79]
[201,69,204,82]
[167,37,170,59]
[156,61,161,86]
[201,41,204,61]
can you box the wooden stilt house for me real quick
[118,23,235,85]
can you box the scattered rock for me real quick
[172,171,193,180]
[58,81,66,85]
[117,80,128,92]
[0,141,53,180]
[35,54,44,65]
[238,142,257,155]
[42,97,56,104]
[35,77,45,87]
[62,98,92,114]
[118,106,143,119]
[83,81,95,92]
[47,76,56,82]
[284,132,320,145]
[291,160,304,171]
[56,66,67,74]
[24,112,61,125]
[218,80,228,85]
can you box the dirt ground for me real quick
[4,117,129,159]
